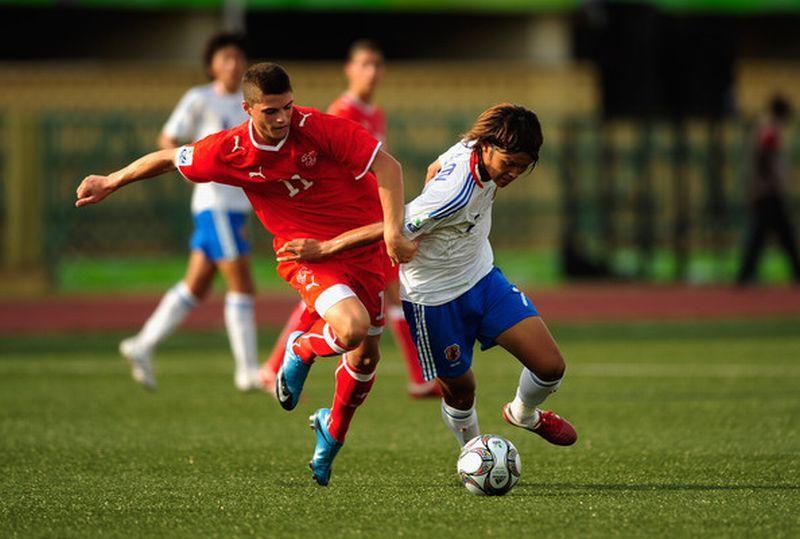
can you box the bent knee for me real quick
[337,320,369,348]
[536,354,566,382]
[439,378,476,410]
[444,390,475,411]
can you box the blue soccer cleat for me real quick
[275,331,311,411]
[308,408,343,486]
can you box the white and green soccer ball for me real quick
[457,434,521,496]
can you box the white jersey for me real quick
[400,141,496,306]
[163,83,251,214]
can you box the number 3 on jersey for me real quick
[282,174,315,197]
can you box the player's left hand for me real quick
[385,234,417,265]
[276,238,326,262]
[425,159,442,185]
[75,175,116,207]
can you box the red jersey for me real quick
[327,93,387,144]
[175,106,384,260]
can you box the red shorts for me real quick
[277,251,387,332]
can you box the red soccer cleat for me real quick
[502,404,577,446]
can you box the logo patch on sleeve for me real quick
[405,218,424,233]
[177,146,194,167]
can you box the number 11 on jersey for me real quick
[282,174,315,197]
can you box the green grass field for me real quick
[56,247,799,295]
[2,319,799,537]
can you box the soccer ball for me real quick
[457,434,521,496]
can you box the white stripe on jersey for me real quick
[355,141,383,180]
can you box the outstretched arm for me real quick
[276,222,386,263]
[75,148,178,207]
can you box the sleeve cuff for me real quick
[355,141,383,180]
[174,145,194,182]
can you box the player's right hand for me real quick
[75,175,115,207]
[276,238,326,262]
[385,234,418,265]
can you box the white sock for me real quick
[137,281,197,352]
[510,368,562,424]
[224,292,258,373]
[441,400,480,447]
[387,304,404,322]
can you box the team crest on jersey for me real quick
[295,266,319,291]
[444,344,461,362]
[299,150,317,168]
[177,146,194,166]
[296,266,311,285]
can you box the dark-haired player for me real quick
[277,104,577,449]
[118,33,260,392]
[261,39,439,398]
[75,63,416,486]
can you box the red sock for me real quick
[388,306,425,384]
[263,301,310,374]
[328,356,376,443]
[292,318,353,364]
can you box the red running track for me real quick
[1,285,798,335]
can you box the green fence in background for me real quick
[559,117,760,282]
[31,111,800,287]
[41,113,194,266]
[0,114,5,268]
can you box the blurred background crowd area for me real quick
[1,0,799,296]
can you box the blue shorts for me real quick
[402,267,538,382]
[189,210,250,261]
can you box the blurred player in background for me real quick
[118,33,261,392]
[737,94,800,285]
[75,63,416,486]
[278,104,577,450]
[260,40,438,398]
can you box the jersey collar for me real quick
[470,148,486,189]
[249,119,290,152]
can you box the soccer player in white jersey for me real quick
[119,33,261,391]
[277,104,577,447]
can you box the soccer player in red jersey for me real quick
[75,63,417,486]
[260,40,438,398]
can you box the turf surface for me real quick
[1,319,799,537]
[56,247,799,295]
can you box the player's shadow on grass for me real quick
[514,483,800,495]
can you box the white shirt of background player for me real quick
[162,83,252,214]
